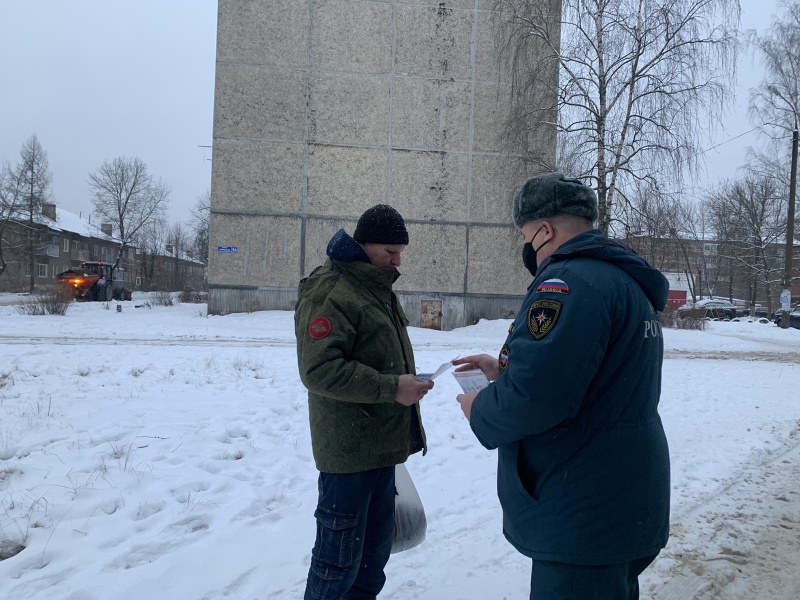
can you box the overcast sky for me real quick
[0,1,217,224]
[0,0,784,227]
[703,0,783,190]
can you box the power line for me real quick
[693,127,759,160]
[647,127,759,188]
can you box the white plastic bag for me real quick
[391,463,426,554]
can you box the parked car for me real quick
[677,298,737,320]
[732,304,768,318]
[774,304,800,329]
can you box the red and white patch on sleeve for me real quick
[308,316,332,339]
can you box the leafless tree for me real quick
[133,216,170,291]
[707,175,786,312]
[668,198,717,303]
[190,189,210,265]
[748,0,800,307]
[617,181,706,297]
[0,163,24,279]
[88,157,170,270]
[749,0,800,137]
[747,140,799,237]
[493,0,739,234]
[166,222,191,291]
[14,134,53,292]
[621,184,678,267]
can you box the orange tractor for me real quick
[56,261,130,302]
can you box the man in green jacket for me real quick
[295,204,432,600]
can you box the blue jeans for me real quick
[304,467,396,600]
[529,554,658,600]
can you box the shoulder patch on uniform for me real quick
[508,322,515,334]
[527,299,562,340]
[308,316,332,339]
[537,278,569,294]
[498,344,511,374]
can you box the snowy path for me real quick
[4,334,800,365]
[650,427,800,599]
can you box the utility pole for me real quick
[781,126,798,328]
[769,85,798,328]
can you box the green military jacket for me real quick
[295,256,426,474]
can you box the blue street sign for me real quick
[217,246,238,253]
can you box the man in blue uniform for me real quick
[454,172,671,599]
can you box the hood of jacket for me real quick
[325,228,401,289]
[545,229,669,311]
[327,228,371,263]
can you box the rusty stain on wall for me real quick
[421,299,443,330]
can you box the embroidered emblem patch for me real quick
[527,299,562,340]
[537,278,570,294]
[308,316,331,339]
[498,344,511,374]
[508,322,515,334]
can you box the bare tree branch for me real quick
[494,0,739,234]
[88,156,170,270]
[190,188,211,266]
[0,162,25,279]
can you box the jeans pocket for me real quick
[313,506,360,568]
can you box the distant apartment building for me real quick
[134,244,207,293]
[0,203,136,293]
[625,232,800,313]
[0,203,207,295]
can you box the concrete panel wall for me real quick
[209,214,302,288]
[209,0,559,329]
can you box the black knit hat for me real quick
[353,204,409,245]
[512,172,598,228]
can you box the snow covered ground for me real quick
[1,293,799,599]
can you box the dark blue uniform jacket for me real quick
[470,229,671,565]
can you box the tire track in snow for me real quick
[664,349,800,363]
[0,335,296,348]
[7,335,800,363]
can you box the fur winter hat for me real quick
[353,204,409,245]
[511,172,598,228]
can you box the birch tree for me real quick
[88,157,170,269]
[749,0,800,138]
[748,0,800,300]
[494,0,739,234]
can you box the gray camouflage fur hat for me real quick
[512,172,598,228]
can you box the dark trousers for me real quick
[530,554,658,600]
[304,466,396,600]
